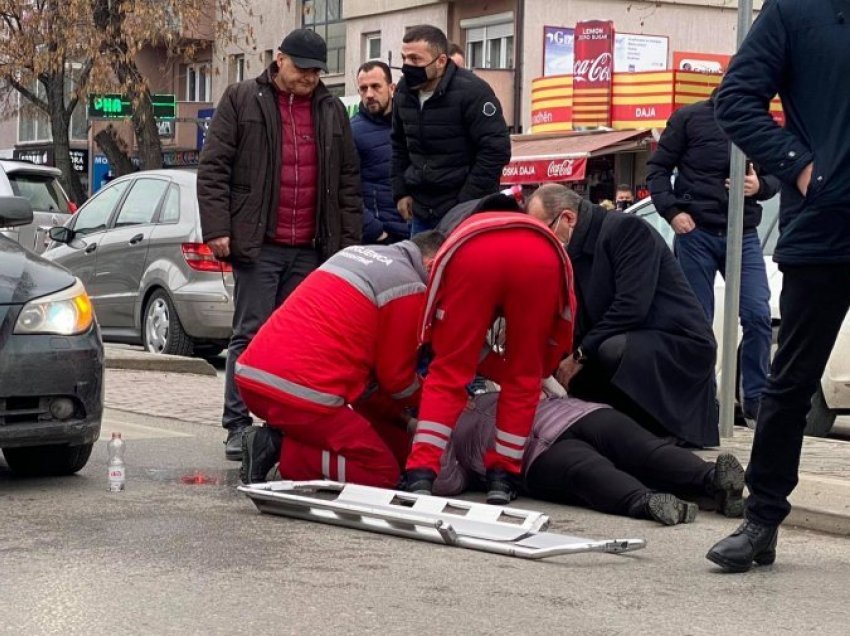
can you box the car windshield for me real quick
[7,172,70,213]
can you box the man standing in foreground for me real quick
[706,0,850,572]
[392,25,511,233]
[351,61,409,244]
[198,28,361,460]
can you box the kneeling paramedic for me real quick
[401,212,576,504]
[234,231,445,486]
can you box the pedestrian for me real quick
[235,231,445,487]
[647,95,779,424]
[197,28,362,461]
[526,183,720,448]
[392,25,511,234]
[351,61,410,244]
[433,391,746,525]
[448,42,466,68]
[614,184,635,211]
[706,0,850,573]
[400,211,577,505]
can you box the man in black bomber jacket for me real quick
[391,25,511,234]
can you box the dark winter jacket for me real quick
[647,99,780,233]
[391,62,511,222]
[567,202,720,447]
[350,103,409,242]
[715,0,850,264]
[197,64,362,264]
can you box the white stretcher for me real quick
[238,480,646,560]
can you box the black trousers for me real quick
[223,244,319,430]
[746,264,850,526]
[525,408,713,518]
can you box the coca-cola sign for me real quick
[501,157,588,185]
[573,20,615,88]
[547,159,576,179]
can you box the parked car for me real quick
[0,160,75,254]
[0,196,102,477]
[627,195,850,436]
[43,169,234,358]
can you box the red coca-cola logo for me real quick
[547,159,575,178]
[573,52,613,83]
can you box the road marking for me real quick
[100,420,193,440]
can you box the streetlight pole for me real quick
[719,0,755,438]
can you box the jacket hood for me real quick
[0,237,76,305]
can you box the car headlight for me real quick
[14,279,94,336]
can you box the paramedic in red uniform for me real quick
[402,213,577,504]
[234,231,446,486]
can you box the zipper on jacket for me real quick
[290,93,299,245]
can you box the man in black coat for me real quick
[527,184,719,448]
[647,96,780,423]
[707,0,850,573]
[391,25,511,234]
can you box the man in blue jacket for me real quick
[351,61,410,244]
[706,0,850,573]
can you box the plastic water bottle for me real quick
[107,432,126,492]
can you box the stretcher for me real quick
[238,480,646,560]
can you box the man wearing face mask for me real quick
[351,61,409,244]
[391,25,511,234]
[526,184,720,448]
[614,185,635,211]
[198,28,361,460]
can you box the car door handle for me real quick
[85,243,97,254]
[128,233,144,245]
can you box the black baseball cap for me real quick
[279,29,328,72]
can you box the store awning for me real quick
[501,129,651,185]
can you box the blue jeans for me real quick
[674,228,772,404]
[411,215,440,235]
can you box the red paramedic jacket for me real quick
[421,212,578,379]
[236,241,427,413]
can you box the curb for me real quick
[104,347,217,377]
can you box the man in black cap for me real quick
[198,28,362,460]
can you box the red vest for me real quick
[274,91,318,245]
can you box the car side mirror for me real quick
[48,225,87,249]
[0,196,34,227]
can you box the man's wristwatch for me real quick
[572,347,588,364]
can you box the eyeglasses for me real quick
[548,213,563,233]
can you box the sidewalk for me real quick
[103,358,850,536]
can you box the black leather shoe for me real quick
[240,426,283,484]
[399,468,437,495]
[224,426,250,461]
[706,520,779,573]
[710,453,745,518]
[645,493,698,525]
[485,469,518,505]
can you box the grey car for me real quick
[44,169,234,357]
[0,160,74,254]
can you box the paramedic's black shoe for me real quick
[706,520,778,573]
[225,425,250,461]
[240,426,283,484]
[646,493,698,525]
[486,469,518,505]
[400,468,437,495]
[709,453,745,518]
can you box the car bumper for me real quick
[823,323,850,411]
[0,328,104,449]
[173,284,234,341]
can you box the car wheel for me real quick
[804,387,837,437]
[143,289,193,357]
[2,443,94,477]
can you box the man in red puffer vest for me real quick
[401,212,577,505]
[234,231,446,487]
[198,28,361,461]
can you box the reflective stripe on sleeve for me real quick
[235,362,345,408]
[337,456,346,482]
[496,430,528,447]
[322,451,331,479]
[417,420,453,438]
[495,442,525,460]
[412,433,449,450]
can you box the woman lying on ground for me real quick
[432,387,744,525]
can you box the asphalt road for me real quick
[2,409,850,635]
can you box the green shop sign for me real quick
[88,94,176,120]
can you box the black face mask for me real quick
[400,57,438,89]
[616,199,633,211]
